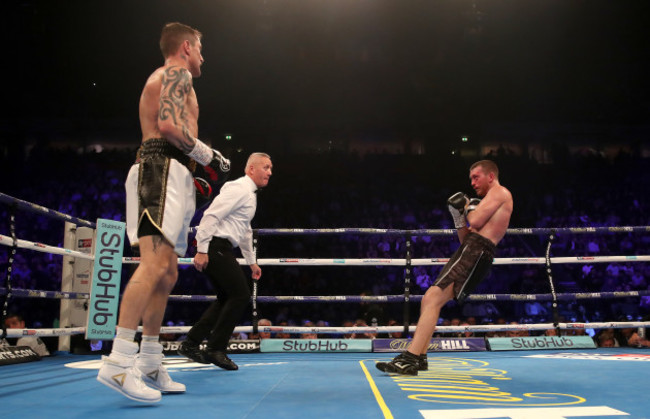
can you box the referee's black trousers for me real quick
[186,237,251,351]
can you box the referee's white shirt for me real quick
[195,175,257,265]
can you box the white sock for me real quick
[115,326,137,342]
[108,338,139,365]
[140,335,163,355]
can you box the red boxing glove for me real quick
[194,177,213,209]
[204,148,231,188]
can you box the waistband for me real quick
[465,232,496,252]
[136,138,196,172]
[210,237,233,250]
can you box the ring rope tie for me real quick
[403,236,412,336]
[545,232,562,334]
[252,232,259,335]
[1,205,17,340]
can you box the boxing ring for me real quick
[2,191,650,418]
[3,349,650,418]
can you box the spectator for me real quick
[249,319,272,339]
[387,319,404,339]
[274,321,292,339]
[3,313,50,356]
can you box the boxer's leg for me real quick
[133,240,185,393]
[409,284,455,355]
[97,234,166,403]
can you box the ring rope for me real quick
[2,235,649,267]
[4,287,650,303]
[243,256,650,266]
[188,226,650,236]
[253,226,650,235]
[0,233,94,260]
[0,192,95,228]
[1,193,649,238]
[3,322,650,338]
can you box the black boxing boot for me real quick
[418,354,428,371]
[375,351,419,375]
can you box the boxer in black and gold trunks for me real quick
[377,160,513,375]
[97,22,230,403]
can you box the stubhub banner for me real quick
[261,339,372,353]
[488,335,596,351]
[86,219,125,340]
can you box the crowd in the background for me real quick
[1,144,649,347]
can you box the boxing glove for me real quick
[467,198,481,213]
[194,177,213,209]
[187,139,232,190]
[203,148,231,190]
[447,192,468,229]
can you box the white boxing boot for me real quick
[136,342,186,393]
[97,338,162,403]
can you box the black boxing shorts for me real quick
[432,232,496,304]
[125,139,196,256]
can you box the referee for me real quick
[179,152,272,370]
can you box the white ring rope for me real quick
[243,256,650,266]
[0,233,94,261]
[4,322,650,338]
[2,235,648,266]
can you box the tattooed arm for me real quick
[156,66,229,171]
[157,66,199,154]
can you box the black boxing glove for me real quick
[467,198,481,213]
[186,139,232,191]
[203,148,231,190]
[447,192,469,229]
[448,192,469,211]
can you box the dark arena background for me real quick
[2,1,650,418]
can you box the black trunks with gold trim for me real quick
[135,138,195,238]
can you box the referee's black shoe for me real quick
[375,351,419,375]
[204,350,238,370]
[178,340,209,364]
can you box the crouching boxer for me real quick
[97,22,230,403]
[376,160,513,375]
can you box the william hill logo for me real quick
[390,339,470,351]
[392,357,584,406]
